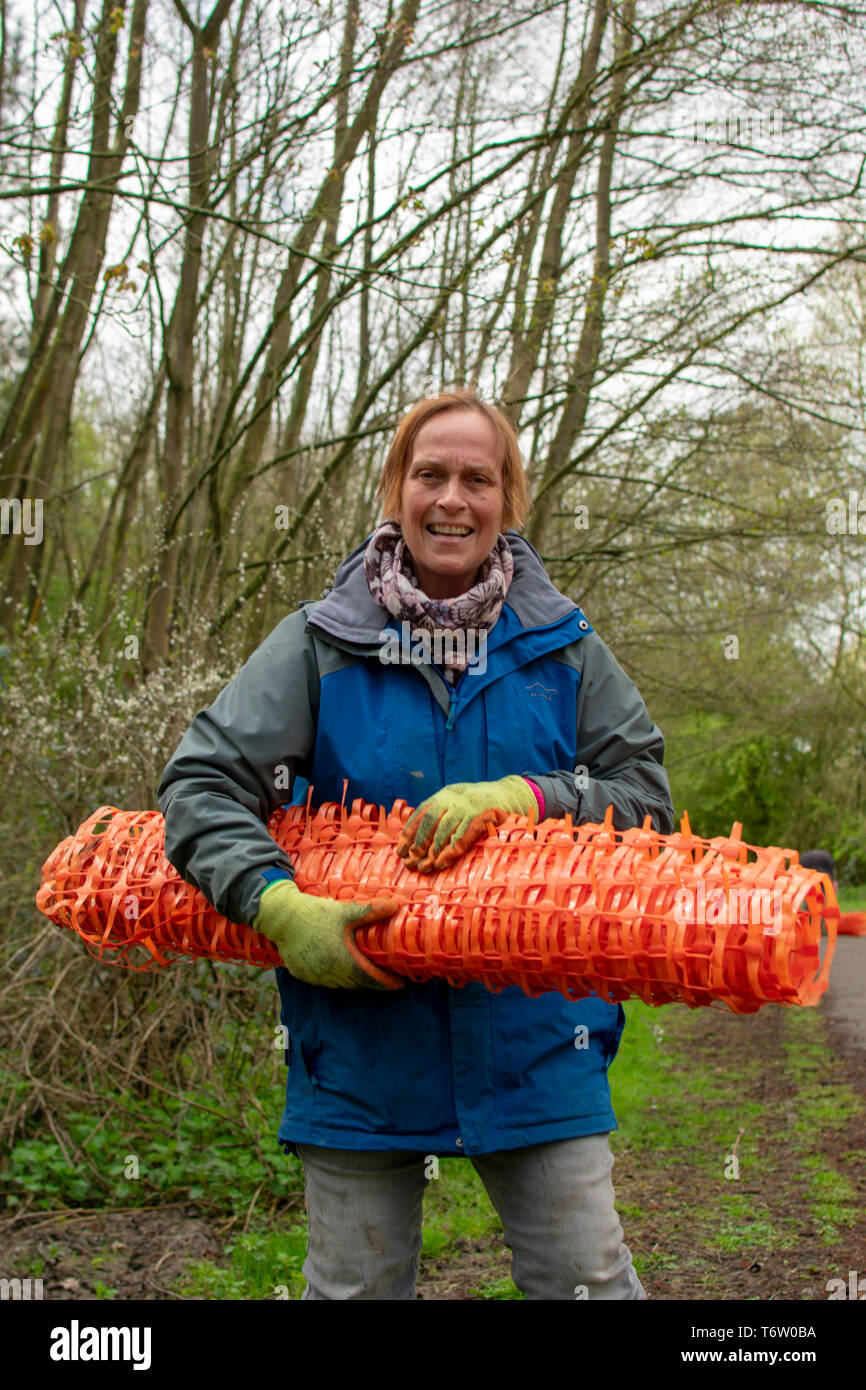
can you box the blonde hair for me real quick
[375,388,530,531]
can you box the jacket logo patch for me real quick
[526,682,558,700]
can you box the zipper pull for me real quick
[446,692,457,730]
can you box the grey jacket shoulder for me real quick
[157,605,321,925]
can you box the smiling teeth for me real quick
[429,525,472,535]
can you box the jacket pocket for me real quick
[299,1040,322,1089]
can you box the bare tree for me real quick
[1,0,864,670]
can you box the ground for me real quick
[612,993,866,1301]
[2,936,863,1301]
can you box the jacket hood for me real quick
[304,529,579,646]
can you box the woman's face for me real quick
[398,409,505,599]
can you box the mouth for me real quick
[426,523,474,539]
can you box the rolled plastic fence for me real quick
[35,794,838,1014]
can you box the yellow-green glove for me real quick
[396,775,538,873]
[253,879,404,990]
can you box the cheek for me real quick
[399,489,421,527]
[481,496,505,532]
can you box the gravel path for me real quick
[822,935,866,1057]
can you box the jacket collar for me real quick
[302,529,580,647]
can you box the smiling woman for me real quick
[398,409,506,598]
[158,385,675,1300]
[376,389,529,560]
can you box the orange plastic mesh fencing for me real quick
[35,796,838,1013]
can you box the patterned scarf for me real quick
[363,518,514,672]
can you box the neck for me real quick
[413,563,482,599]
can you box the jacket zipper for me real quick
[435,663,467,731]
[445,689,458,730]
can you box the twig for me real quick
[240,1181,264,1236]
[0,1201,193,1231]
[144,1273,188,1300]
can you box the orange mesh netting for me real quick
[35,796,838,1013]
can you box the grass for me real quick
[421,1156,501,1253]
[179,1223,309,1300]
[612,1000,768,1151]
[421,1157,522,1299]
[779,1008,864,1244]
[468,1274,522,1299]
[781,1008,863,1135]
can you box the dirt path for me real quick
[0,1206,228,1300]
[611,984,866,1300]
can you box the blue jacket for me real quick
[158,530,674,1156]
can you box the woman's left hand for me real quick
[396,775,538,873]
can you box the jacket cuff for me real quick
[521,777,546,820]
[524,773,580,823]
[242,865,295,926]
[261,866,294,885]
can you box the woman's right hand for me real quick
[252,880,404,990]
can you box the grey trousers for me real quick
[296,1132,646,1300]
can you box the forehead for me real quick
[411,409,500,466]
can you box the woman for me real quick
[158,387,675,1300]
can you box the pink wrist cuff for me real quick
[523,777,546,821]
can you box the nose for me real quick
[438,472,466,509]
